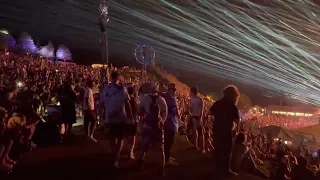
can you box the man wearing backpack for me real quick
[137,82,168,176]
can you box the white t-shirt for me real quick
[190,95,203,117]
[83,87,94,111]
[102,83,130,124]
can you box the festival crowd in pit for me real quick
[1,52,320,180]
[242,114,318,130]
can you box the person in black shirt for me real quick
[209,85,240,178]
[58,82,77,136]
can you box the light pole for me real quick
[99,0,109,81]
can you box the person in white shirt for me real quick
[189,87,205,152]
[101,72,133,169]
[137,82,168,176]
[83,80,96,142]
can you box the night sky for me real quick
[1,1,111,64]
[0,0,233,91]
[1,1,320,106]
[0,0,180,65]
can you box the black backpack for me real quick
[144,95,161,129]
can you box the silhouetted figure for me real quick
[59,82,77,135]
[210,85,240,178]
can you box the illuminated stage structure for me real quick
[0,29,16,50]
[99,0,109,81]
[266,105,320,119]
[134,44,155,82]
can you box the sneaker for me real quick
[128,153,135,160]
[225,170,238,178]
[31,141,37,149]
[185,136,190,142]
[89,137,98,143]
[166,159,179,166]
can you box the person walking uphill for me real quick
[137,82,168,176]
[189,87,205,152]
[101,72,133,169]
[58,82,77,137]
[209,85,240,178]
[162,83,179,165]
[83,80,97,142]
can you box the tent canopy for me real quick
[295,124,320,137]
[261,125,313,143]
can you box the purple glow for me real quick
[18,32,38,53]
[0,33,16,49]
[39,42,55,58]
[56,44,72,61]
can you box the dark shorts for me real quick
[126,123,138,137]
[108,123,137,138]
[141,126,164,152]
[84,110,96,123]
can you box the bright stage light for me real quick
[0,30,9,35]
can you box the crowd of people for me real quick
[0,52,197,175]
[242,114,318,130]
[1,51,320,180]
